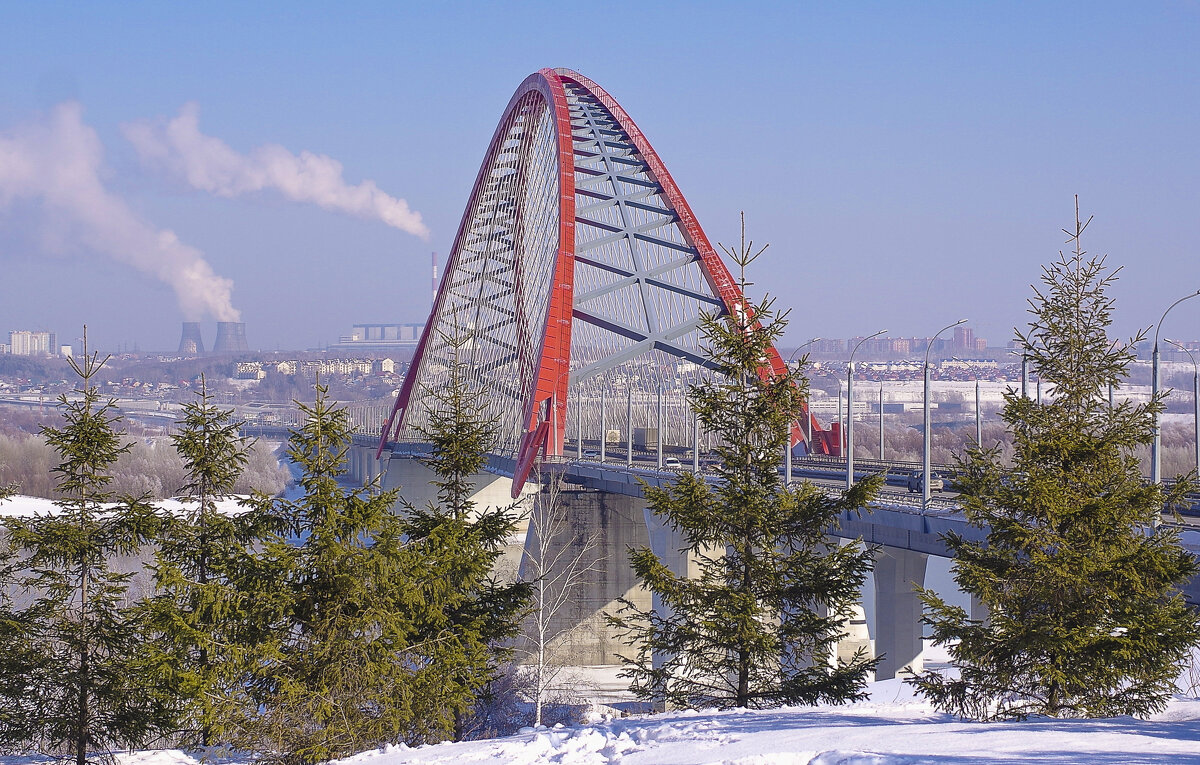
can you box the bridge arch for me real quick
[380,68,834,492]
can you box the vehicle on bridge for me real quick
[907,470,944,493]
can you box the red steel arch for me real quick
[379,68,833,491]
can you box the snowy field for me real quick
[12,675,1199,765]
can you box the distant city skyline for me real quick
[1,3,1199,352]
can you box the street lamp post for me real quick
[626,385,633,468]
[600,394,606,462]
[1153,290,1200,484]
[787,338,821,463]
[656,385,664,469]
[878,381,885,461]
[847,330,887,489]
[924,319,968,509]
[1167,339,1200,480]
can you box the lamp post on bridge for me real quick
[847,330,887,490]
[1166,338,1200,481]
[600,393,606,462]
[878,381,885,461]
[626,385,634,469]
[924,319,967,509]
[656,384,664,469]
[786,337,821,485]
[1152,290,1200,484]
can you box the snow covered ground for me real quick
[27,677,1200,765]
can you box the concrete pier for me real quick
[873,547,928,680]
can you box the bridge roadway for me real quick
[377,440,1200,589]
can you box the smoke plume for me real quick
[123,103,430,239]
[0,103,240,321]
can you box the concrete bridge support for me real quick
[872,547,928,680]
[378,453,539,580]
[519,486,652,666]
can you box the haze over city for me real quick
[1,2,1199,352]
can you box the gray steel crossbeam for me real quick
[573,193,673,225]
[633,231,695,255]
[569,317,714,380]
[573,255,721,308]
[571,92,661,335]
[575,222,681,255]
[573,215,623,234]
[572,167,658,189]
[574,191,663,215]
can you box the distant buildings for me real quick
[329,323,424,352]
[2,330,62,357]
[801,327,990,360]
[237,358,398,380]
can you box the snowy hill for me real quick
[27,679,1199,765]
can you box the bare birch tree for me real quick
[519,471,602,726]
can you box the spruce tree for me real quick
[4,330,172,763]
[609,225,880,709]
[238,381,431,763]
[143,375,266,747]
[0,521,45,753]
[912,202,1200,720]
[402,337,531,740]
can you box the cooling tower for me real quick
[212,321,249,354]
[177,322,205,355]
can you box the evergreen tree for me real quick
[143,375,266,746]
[4,330,171,763]
[402,337,531,740]
[0,520,45,753]
[912,202,1200,720]
[236,381,431,763]
[609,225,880,709]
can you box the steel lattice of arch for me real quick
[379,68,834,494]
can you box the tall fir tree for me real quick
[402,335,531,740]
[0,512,46,753]
[3,330,172,763]
[143,374,267,747]
[912,202,1200,720]
[236,381,434,763]
[609,223,880,709]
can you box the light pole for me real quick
[600,394,606,462]
[847,330,887,489]
[656,385,664,469]
[878,381,885,461]
[924,319,967,509]
[1167,339,1200,481]
[626,385,634,468]
[1153,290,1200,484]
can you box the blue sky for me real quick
[1,1,1198,352]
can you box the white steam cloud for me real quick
[0,103,240,322]
[123,103,430,239]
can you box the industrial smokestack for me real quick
[177,322,205,355]
[212,321,249,354]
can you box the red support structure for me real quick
[378,68,834,487]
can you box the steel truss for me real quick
[380,68,832,494]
